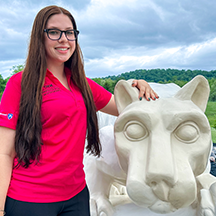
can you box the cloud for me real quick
[85,36,216,78]
[0,0,216,79]
[0,58,26,78]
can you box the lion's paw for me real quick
[90,196,114,216]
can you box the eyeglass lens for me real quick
[48,29,77,41]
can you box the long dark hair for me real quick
[15,5,101,168]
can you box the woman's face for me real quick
[44,13,76,67]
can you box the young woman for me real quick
[0,5,158,216]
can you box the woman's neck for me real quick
[47,62,65,79]
[47,62,71,90]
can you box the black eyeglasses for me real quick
[44,29,79,41]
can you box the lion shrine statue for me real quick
[84,75,216,216]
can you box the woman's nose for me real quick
[58,32,68,42]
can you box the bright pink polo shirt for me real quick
[0,68,112,203]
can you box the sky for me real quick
[0,0,216,79]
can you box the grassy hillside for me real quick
[212,128,216,143]
[205,101,216,143]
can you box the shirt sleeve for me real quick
[87,78,112,111]
[0,72,22,129]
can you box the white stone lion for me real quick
[84,75,216,216]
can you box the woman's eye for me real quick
[124,122,148,141]
[67,31,74,35]
[174,122,199,143]
[50,30,59,35]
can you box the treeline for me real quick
[0,66,216,101]
[0,65,24,98]
[0,74,7,98]
[104,68,216,82]
[92,68,216,101]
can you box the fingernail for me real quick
[148,98,151,101]
[154,97,156,100]
[139,97,142,101]
[132,82,135,85]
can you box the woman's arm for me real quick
[0,127,16,215]
[100,95,119,116]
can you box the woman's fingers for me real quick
[132,80,159,101]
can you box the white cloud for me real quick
[85,36,216,78]
[0,59,25,79]
[1,0,216,79]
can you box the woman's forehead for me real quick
[46,14,74,29]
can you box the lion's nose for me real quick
[148,180,170,201]
[145,132,176,200]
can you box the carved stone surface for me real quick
[84,75,216,216]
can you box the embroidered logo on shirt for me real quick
[0,113,13,120]
[42,84,61,96]
[8,113,13,120]
[0,113,7,117]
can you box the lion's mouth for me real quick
[126,179,196,214]
[149,200,177,214]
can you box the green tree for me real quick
[10,65,24,76]
[0,64,24,98]
[208,78,216,101]
[102,79,115,93]
[0,74,7,98]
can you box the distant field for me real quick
[206,102,216,126]
[205,101,216,143]
[212,128,216,143]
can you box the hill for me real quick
[92,68,216,101]
[103,68,216,83]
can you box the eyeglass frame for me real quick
[44,29,80,41]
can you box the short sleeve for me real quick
[0,72,22,129]
[87,78,112,111]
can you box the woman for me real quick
[0,5,158,216]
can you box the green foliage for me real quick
[0,74,6,92]
[11,65,24,75]
[212,128,216,143]
[208,78,216,101]
[92,78,120,94]
[0,65,24,99]
[205,102,216,129]
[0,74,7,98]
[98,69,216,101]
[203,102,216,142]
[105,68,216,83]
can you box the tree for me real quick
[0,65,24,98]
[10,65,24,76]
[209,78,216,101]
[0,74,7,98]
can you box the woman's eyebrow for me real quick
[47,26,74,30]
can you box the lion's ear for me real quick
[174,75,210,112]
[114,80,139,114]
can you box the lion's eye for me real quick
[174,122,199,143]
[124,122,148,141]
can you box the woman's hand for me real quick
[0,210,5,216]
[132,79,159,101]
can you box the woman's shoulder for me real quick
[86,78,102,92]
[9,71,22,81]
[86,77,99,88]
[5,71,22,92]
[7,71,22,85]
